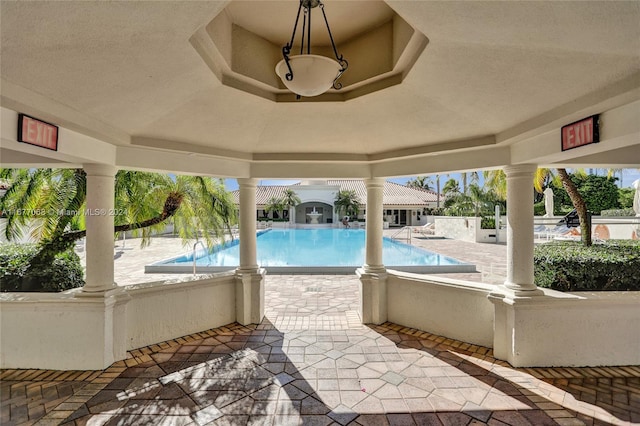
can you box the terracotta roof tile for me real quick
[232,180,442,207]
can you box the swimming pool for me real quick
[146,228,475,274]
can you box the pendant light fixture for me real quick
[275,0,348,98]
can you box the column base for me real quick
[488,286,551,367]
[76,285,123,298]
[494,283,544,299]
[73,284,127,368]
[235,268,266,325]
[357,267,387,325]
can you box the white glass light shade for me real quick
[275,55,341,97]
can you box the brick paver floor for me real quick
[2,275,639,425]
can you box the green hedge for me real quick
[480,217,495,229]
[600,208,636,217]
[0,243,85,292]
[533,201,546,216]
[534,240,640,292]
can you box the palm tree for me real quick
[443,192,473,216]
[434,174,444,209]
[334,189,361,219]
[485,167,594,246]
[407,176,432,191]
[468,184,488,217]
[0,168,237,265]
[442,178,460,197]
[408,175,444,208]
[281,189,301,221]
[556,168,592,246]
[533,167,569,194]
[0,168,88,246]
[483,170,507,201]
[461,172,479,194]
[265,196,286,219]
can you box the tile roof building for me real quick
[232,180,442,226]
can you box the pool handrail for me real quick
[193,241,206,275]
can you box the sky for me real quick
[223,169,640,192]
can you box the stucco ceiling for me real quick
[1,1,639,174]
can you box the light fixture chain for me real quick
[283,0,305,82]
[307,3,312,55]
[319,2,347,89]
[278,0,348,96]
[319,3,342,64]
[301,7,307,55]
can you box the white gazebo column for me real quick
[488,163,544,367]
[357,177,387,324]
[235,178,265,325]
[503,164,542,295]
[82,164,118,293]
[75,163,129,370]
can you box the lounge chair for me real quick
[413,222,435,236]
[534,224,572,241]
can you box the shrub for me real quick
[423,207,444,216]
[0,243,84,292]
[534,240,640,292]
[533,201,546,216]
[600,208,635,217]
[618,187,634,209]
[480,217,495,229]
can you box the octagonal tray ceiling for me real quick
[1,1,638,166]
[191,1,428,102]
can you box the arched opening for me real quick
[295,201,334,224]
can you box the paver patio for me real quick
[2,274,639,425]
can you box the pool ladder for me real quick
[192,241,216,275]
[390,226,412,244]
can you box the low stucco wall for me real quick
[0,274,236,370]
[0,291,129,370]
[433,217,476,242]
[386,271,495,347]
[385,272,640,367]
[125,274,236,350]
[534,216,640,240]
[433,216,505,243]
[491,289,640,367]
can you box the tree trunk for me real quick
[436,175,441,209]
[114,191,183,232]
[557,168,591,246]
[32,191,184,265]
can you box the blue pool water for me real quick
[148,229,475,274]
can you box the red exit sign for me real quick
[17,114,58,151]
[561,115,599,151]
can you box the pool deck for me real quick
[90,230,508,286]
